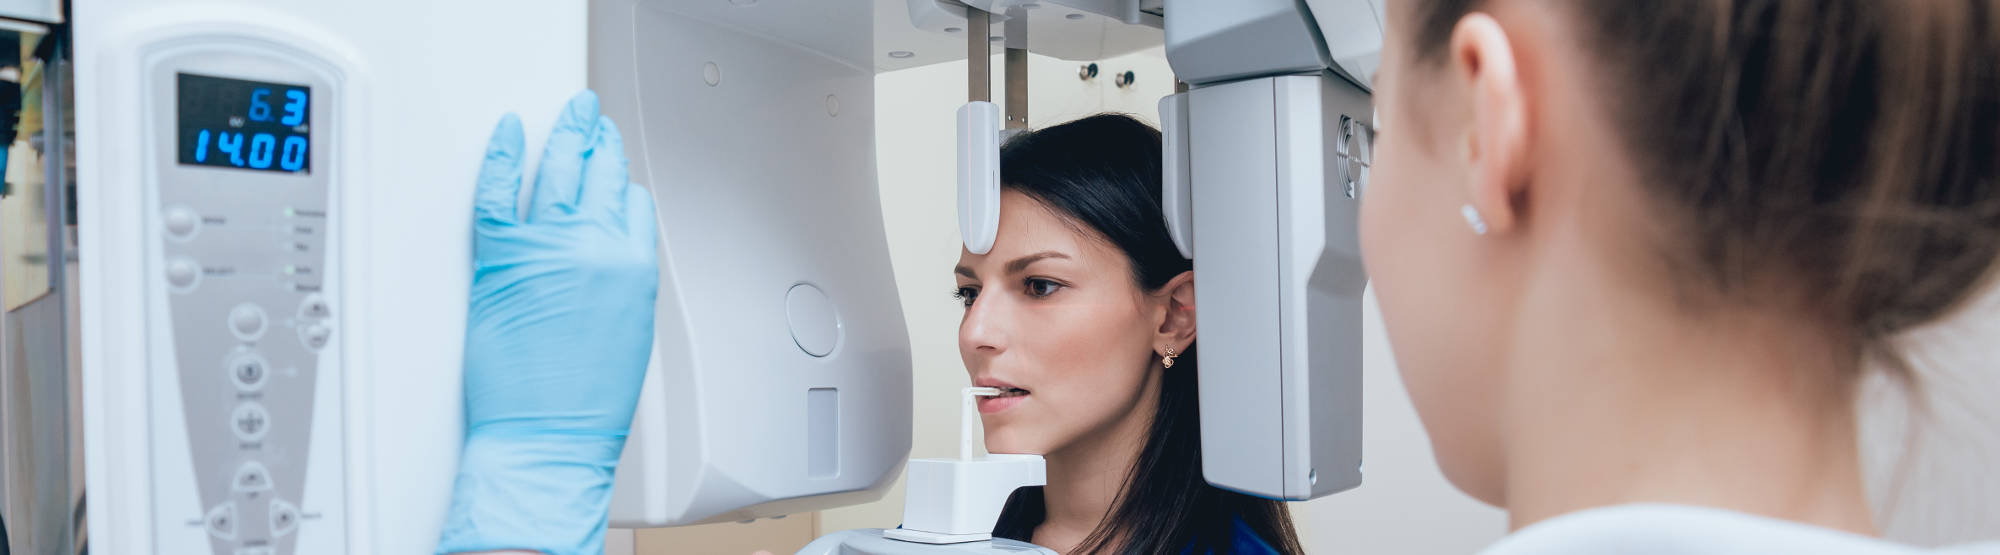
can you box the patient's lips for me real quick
[974,377,1030,414]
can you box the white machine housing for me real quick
[77,2,589,554]
[591,0,914,527]
[1161,0,1377,500]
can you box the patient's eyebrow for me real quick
[1006,252,1070,274]
[956,251,1071,279]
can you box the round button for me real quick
[228,353,269,391]
[166,257,202,291]
[231,402,270,442]
[298,294,331,321]
[299,324,331,351]
[232,461,272,492]
[269,498,300,537]
[164,206,201,240]
[784,283,840,357]
[205,502,237,540]
[229,303,267,341]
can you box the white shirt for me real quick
[1480,504,2000,555]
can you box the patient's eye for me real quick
[1024,278,1064,299]
[953,286,980,307]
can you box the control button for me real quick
[232,461,272,493]
[231,402,270,442]
[228,353,269,392]
[298,294,331,321]
[166,257,202,292]
[229,303,268,341]
[164,205,201,239]
[204,502,237,540]
[299,323,331,351]
[269,498,300,537]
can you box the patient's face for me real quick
[955,191,1164,456]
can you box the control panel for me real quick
[147,45,344,555]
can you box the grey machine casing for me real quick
[1163,0,1373,501]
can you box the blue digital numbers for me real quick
[249,88,272,122]
[178,73,311,173]
[281,136,307,171]
[218,131,245,167]
[249,133,275,168]
[194,129,210,163]
[282,90,307,126]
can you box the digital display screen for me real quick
[177,73,311,173]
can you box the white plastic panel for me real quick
[1163,0,1330,86]
[1274,74,1368,500]
[593,0,913,527]
[1159,93,1192,259]
[880,0,1164,71]
[1188,76,1286,497]
[1188,72,1366,501]
[958,101,1001,255]
[1305,0,1388,90]
[641,0,876,72]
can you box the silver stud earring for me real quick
[1461,204,1489,235]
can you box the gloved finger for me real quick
[528,90,601,222]
[473,113,526,227]
[577,116,629,224]
[624,184,659,253]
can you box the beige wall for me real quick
[1859,285,2000,546]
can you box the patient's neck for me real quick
[1500,262,1876,535]
[1035,377,1160,553]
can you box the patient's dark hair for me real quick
[1408,0,2000,375]
[987,114,1304,554]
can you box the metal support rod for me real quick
[1003,10,1029,129]
[44,47,66,299]
[966,9,990,103]
[40,46,77,555]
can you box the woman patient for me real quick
[952,114,1304,554]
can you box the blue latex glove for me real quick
[436,90,659,555]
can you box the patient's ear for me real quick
[1452,12,1532,235]
[1154,271,1195,355]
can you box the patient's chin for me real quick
[980,427,1047,456]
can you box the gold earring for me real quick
[1162,347,1178,369]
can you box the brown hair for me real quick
[1409,0,2000,371]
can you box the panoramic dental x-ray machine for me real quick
[72,0,1377,553]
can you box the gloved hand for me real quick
[436,90,659,555]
